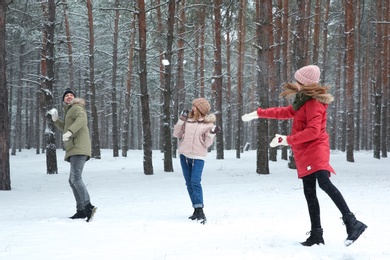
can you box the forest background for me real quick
[0,0,389,190]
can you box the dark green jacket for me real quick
[54,98,91,162]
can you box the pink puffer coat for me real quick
[173,114,216,160]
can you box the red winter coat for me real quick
[257,96,335,178]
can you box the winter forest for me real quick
[0,0,389,190]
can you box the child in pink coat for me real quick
[173,98,220,224]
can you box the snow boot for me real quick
[342,213,367,246]
[300,228,324,246]
[84,202,97,222]
[189,208,197,220]
[196,208,207,225]
[69,210,87,219]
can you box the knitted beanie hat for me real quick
[192,97,210,115]
[62,88,76,101]
[294,65,320,85]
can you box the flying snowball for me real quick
[162,59,170,66]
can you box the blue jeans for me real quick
[69,155,90,210]
[180,154,205,208]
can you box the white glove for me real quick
[210,125,221,134]
[48,108,58,122]
[62,131,72,142]
[242,111,258,122]
[270,134,289,147]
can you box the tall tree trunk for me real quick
[86,0,101,159]
[199,3,206,97]
[138,0,154,174]
[193,0,200,100]
[331,25,342,150]
[361,29,370,150]
[9,67,15,156]
[249,47,256,147]
[303,0,311,65]
[213,0,224,159]
[387,1,390,153]
[13,44,23,155]
[289,0,308,169]
[162,0,175,172]
[25,80,31,149]
[312,0,321,64]
[355,0,362,151]
[42,0,58,174]
[380,0,388,158]
[36,53,42,154]
[345,0,355,162]
[111,0,120,157]
[321,0,330,84]
[255,0,270,175]
[274,0,282,89]
[156,0,166,154]
[280,0,290,161]
[340,23,347,152]
[0,0,10,190]
[372,0,383,159]
[236,0,246,159]
[225,6,232,150]
[268,0,277,162]
[62,0,74,89]
[137,98,142,150]
[296,0,306,68]
[176,0,185,110]
[122,17,136,157]
[172,0,186,158]
[275,0,283,159]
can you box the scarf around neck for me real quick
[292,92,312,111]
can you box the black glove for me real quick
[179,110,189,121]
[210,125,221,134]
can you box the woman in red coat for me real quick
[242,65,366,247]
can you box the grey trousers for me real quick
[69,155,90,210]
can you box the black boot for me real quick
[84,202,97,222]
[300,228,325,246]
[342,213,367,246]
[69,210,87,219]
[196,208,207,224]
[189,208,197,220]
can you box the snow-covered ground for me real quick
[1,149,388,260]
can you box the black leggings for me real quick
[302,170,351,229]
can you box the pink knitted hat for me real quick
[192,97,210,115]
[294,65,320,85]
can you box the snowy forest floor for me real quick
[1,149,389,260]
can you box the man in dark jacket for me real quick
[48,88,97,222]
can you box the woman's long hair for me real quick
[188,109,203,121]
[280,82,331,99]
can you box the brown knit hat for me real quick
[294,65,320,85]
[192,98,210,115]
